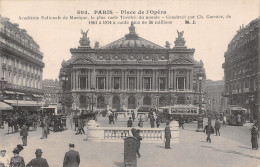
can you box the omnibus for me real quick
[225,105,247,126]
[40,105,58,116]
[159,104,200,123]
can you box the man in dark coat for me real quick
[127,117,133,127]
[26,149,49,167]
[164,121,171,149]
[150,116,155,128]
[63,144,80,167]
[214,119,221,136]
[204,122,214,143]
[178,115,184,129]
[251,123,259,150]
[20,124,28,146]
[131,111,135,122]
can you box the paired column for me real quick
[137,70,140,90]
[173,70,176,90]
[186,70,190,90]
[121,70,124,90]
[190,69,193,90]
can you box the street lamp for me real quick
[60,72,68,114]
[196,73,204,132]
[16,93,19,111]
[90,87,95,111]
[156,94,159,110]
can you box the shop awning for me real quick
[16,92,25,95]
[4,100,44,107]
[0,101,13,110]
[32,94,42,97]
[4,91,16,94]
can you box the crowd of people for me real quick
[0,143,80,167]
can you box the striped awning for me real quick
[4,100,44,107]
[0,101,13,110]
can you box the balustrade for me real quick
[87,126,179,143]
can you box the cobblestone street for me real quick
[0,117,259,167]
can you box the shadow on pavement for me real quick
[237,146,252,150]
[201,145,260,160]
[114,162,124,167]
[156,145,165,149]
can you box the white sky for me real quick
[1,0,259,81]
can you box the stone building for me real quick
[60,23,206,111]
[0,16,44,111]
[205,79,228,113]
[42,79,60,105]
[222,17,259,120]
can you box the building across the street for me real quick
[59,23,206,111]
[222,17,259,120]
[204,79,228,114]
[42,79,60,105]
[0,16,44,112]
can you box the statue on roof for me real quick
[95,41,99,48]
[174,30,186,47]
[125,22,138,40]
[165,41,171,48]
[79,29,90,47]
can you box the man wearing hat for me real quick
[26,149,49,167]
[63,144,80,167]
[10,148,25,167]
[20,124,29,146]
[0,149,10,167]
[164,121,172,149]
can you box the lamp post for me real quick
[91,87,95,111]
[60,72,68,115]
[196,74,204,132]
[16,93,19,112]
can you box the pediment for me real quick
[71,58,94,65]
[171,58,193,64]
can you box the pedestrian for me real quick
[251,123,259,150]
[204,122,214,143]
[214,119,221,136]
[138,116,143,128]
[9,148,25,167]
[164,121,171,149]
[73,115,78,131]
[63,144,80,167]
[150,116,155,128]
[223,115,226,127]
[0,149,10,167]
[132,111,135,122]
[178,115,184,129]
[127,117,133,127]
[76,118,84,135]
[41,118,48,139]
[156,116,160,128]
[20,124,28,146]
[237,114,242,125]
[135,129,142,158]
[26,149,49,167]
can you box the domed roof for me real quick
[101,23,165,49]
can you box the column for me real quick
[109,70,111,90]
[106,70,109,90]
[152,70,156,90]
[121,70,124,90]
[173,70,176,90]
[155,70,158,90]
[88,70,91,90]
[71,69,73,90]
[75,70,78,90]
[168,69,171,89]
[137,70,140,90]
[190,69,193,90]
[124,70,127,90]
[186,70,189,90]
[91,68,96,89]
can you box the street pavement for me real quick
[0,116,259,167]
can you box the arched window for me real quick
[112,96,120,109]
[143,96,151,106]
[128,96,136,109]
[97,96,105,109]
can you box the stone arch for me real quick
[159,96,167,107]
[112,95,120,109]
[128,96,136,109]
[143,95,151,106]
[79,95,89,108]
[177,95,185,104]
[97,96,106,109]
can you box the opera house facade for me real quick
[60,23,206,111]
